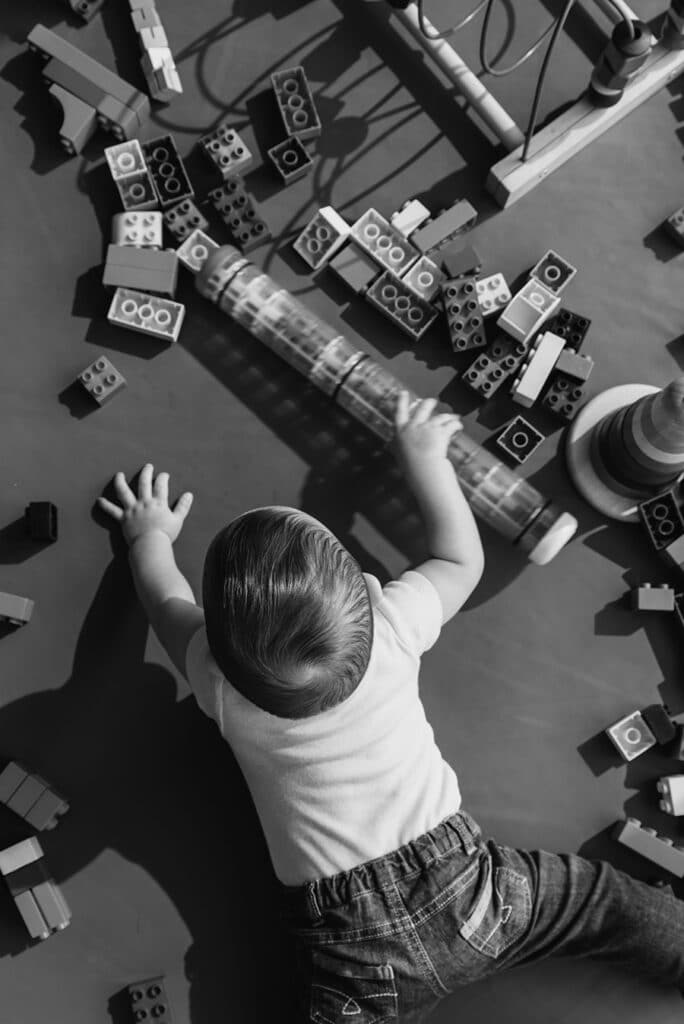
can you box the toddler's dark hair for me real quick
[202,508,373,719]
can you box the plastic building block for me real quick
[163,199,208,243]
[116,172,157,213]
[497,279,560,344]
[552,348,594,382]
[365,270,438,340]
[328,243,380,295]
[78,356,127,405]
[390,199,430,237]
[95,95,142,143]
[23,789,70,831]
[14,891,51,940]
[440,243,482,279]
[42,56,109,116]
[141,136,193,209]
[529,249,577,294]
[662,534,684,572]
[0,838,43,877]
[47,83,97,155]
[127,977,174,1024]
[175,229,219,275]
[495,415,545,465]
[105,139,145,179]
[207,179,271,252]
[606,710,656,761]
[112,211,163,248]
[267,136,314,184]
[293,207,350,270]
[476,273,511,318]
[630,583,676,611]
[32,881,71,932]
[6,777,46,817]
[614,817,684,877]
[138,25,168,50]
[666,206,684,247]
[441,275,485,353]
[638,489,684,552]
[0,593,34,628]
[511,331,566,408]
[657,775,684,815]
[271,66,321,140]
[142,57,183,103]
[409,199,477,254]
[65,0,107,22]
[131,5,162,31]
[25,502,58,542]
[104,140,157,211]
[541,375,585,422]
[0,838,71,940]
[400,255,445,304]
[103,245,178,296]
[107,288,185,343]
[543,307,591,351]
[199,124,253,180]
[642,703,677,745]
[461,335,529,399]
[0,763,29,803]
[350,209,419,277]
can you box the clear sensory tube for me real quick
[196,246,577,563]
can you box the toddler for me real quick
[99,392,684,1022]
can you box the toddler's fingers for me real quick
[410,398,438,425]
[138,463,154,501]
[395,390,410,427]
[113,472,137,509]
[173,492,194,521]
[153,471,169,503]
[431,413,463,433]
[97,496,124,521]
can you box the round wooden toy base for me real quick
[565,384,659,522]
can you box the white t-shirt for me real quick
[185,569,462,885]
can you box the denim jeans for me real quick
[279,810,684,1022]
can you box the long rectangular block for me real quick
[365,270,437,340]
[606,710,656,761]
[350,209,419,277]
[614,817,684,877]
[630,583,675,611]
[271,66,321,140]
[293,207,350,270]
[32,881,71,932]
[141,136,193,208]
[107,288,185,342]
[510,331,566,407]
[103,245,178,296]
[409,200,477,254]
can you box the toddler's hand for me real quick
[393,392,462,468]
[97,464,193,547]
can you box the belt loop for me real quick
[305,881,323,923]
[457,811,479,855]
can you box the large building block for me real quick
[105,139,145,179]
[614,817,684,877]
[0,838,71,940]
[293,207,350,270]
[461,335,529,399]
[32,882,71,932]
[510,331,566,408]
[6,777,47,817]
[350,209,420,277]
[47,83,97,155]
[0,838,43,878]
[441,275,485,353]
[495,415,545,465]
[630,583,676,612]
[0,593,34,627]
[666,205,684,247]
[207,179,271,252]
[440,242,482,279]
[365,270,437,340]
[23,788,70,831]
[175,229,219,275]
[14,891,50,940]
[107,288,185,342]
[606,710,656,761]
[541,375,585,422]
[328,243,380,295]
[390,199,430,238]
[42,56,108,114]
[542,307,591,351]
[25,502,58,542]
[409,199,477,255]
[662,534,684,572]
[642,703,677,745]
[163,199,208,243]
[143,58,183,104]
[112,211,163,248]
[657,775,684,815]
[131,5,162,31]
[552,348,594,382]
[638,489,684,552]
[497,278,560,345]
[116,172,157,212]
[102,245,178,296]
[476,273,511,318]
[96,95,142,142]
[529,249,577,294]
[271,66,321,140]
[141,136,193,209]
[400,255,445,304]
[267,136,314,184]
[199,125,253,180]
[78,356,127,406]
[0,763,28,803]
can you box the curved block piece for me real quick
[47,83,97,155]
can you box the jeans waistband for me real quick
[279,809,482,925]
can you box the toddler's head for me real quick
[202,507,373,719]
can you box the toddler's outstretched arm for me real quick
[394,393,485,622]
[97,464,204,674]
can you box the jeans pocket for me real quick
[310,949,398,1024]
[458,858,532,960]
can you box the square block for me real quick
[543,307,591,350]
[293,207,349,270]
[107,288,185,342]
[390,199,430,237]
[400,255,444,304]
[25,502,58,542]
[365,270,437,340]
[606,710,656,761]
[78,356,127,405]
[271,66,321,140]
[116,171,158,213]
[638,489,684,552]
[495,415,545,464]
[200,125,253,179]
[498,279,560,344]
[350,209,420,277]
[0,593,35,627]
[441,275,485,353]
[409,199,477,254]
[530,249,577,293]
[175,229,219,274]
[138,25,168,50]
[476,273,511,318]
[112,211,163,248]
[127,977,173,1024]
[461,335,530,400]
[328,243,380,294]
[541,375,585,422]
[553,348,594,382]
[267,136,314,184]
[104,139,146,180]
[23,788,70,831]
[510,331,565,408]
[140,46,173,72]
[131,6,162,31]
[163,199,208,243]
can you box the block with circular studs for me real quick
[638,489,684,552]
[267,136,314,184]
[199,125,253,180]
[495,415,545,464]
[366,270,437,340]
[127,977,174,1024]
[441,274,485,353]
[530,249,577,294]
[541,374,585,422]
[107,288,185,342]
[175,228,219,274]
[78,355,127,405]
[350,209,420,277]
[271,66,321,140]
[658,776,684,815]
[476,272,511,318]
[293,207,350,270]
[606,710,656,761]
[461,335,528,399]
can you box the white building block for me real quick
[497,278,560,344]
[510,330,565,408]
[390,198,431,237]
[657,775,684,815]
